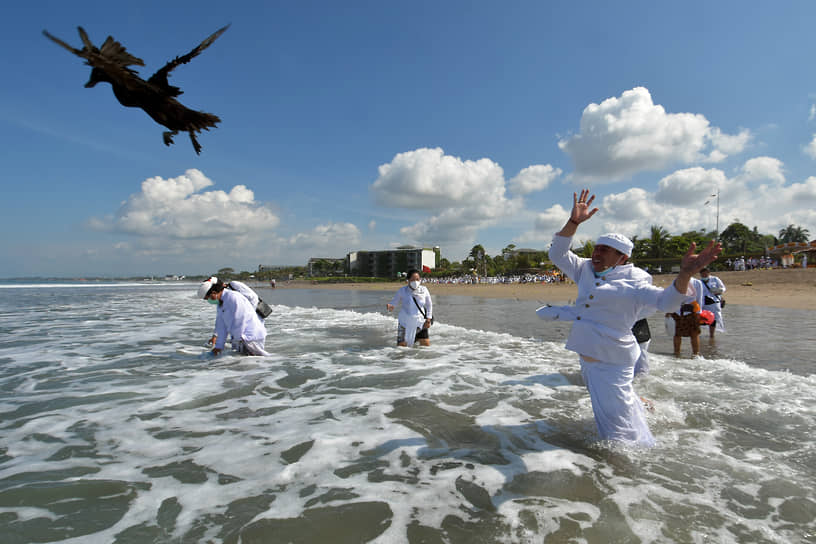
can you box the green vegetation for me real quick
[778,224,810,244]
[202,220,811,281]
[428,221,811,276]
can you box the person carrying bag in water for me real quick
[387,269,433,347]
[699,267,726,338]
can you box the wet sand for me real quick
[274,268,816,310]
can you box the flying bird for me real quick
[43,25,229,154]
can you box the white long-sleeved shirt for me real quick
[389,284,433,326]
[537,265,654,321]
[214,290,267,350]
[701,275,726,298]
[680,277,705,310]
[549,234,691,363]
[211,280,260,338]
[700,275,726,331]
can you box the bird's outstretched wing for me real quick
[147,24,230,97]
[43,27,145,76]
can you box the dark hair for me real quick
[207,280,226,297]
[406,268,420,279]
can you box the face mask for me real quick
[594,254,626,278]
[593,266,616,278]
[207,298,219,305]
[409,280,421,290]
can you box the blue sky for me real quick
[3,1,816,277]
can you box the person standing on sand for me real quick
[387,269,433,347]
[545,189,721,446]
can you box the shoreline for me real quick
[270,268,816,311]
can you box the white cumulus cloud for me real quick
[371,147,507,209]
[603,187,655,219]
[516,204,571,245]
[88,169,280,243]
[737,156,785,185]
[557,156,814,243]
[558,87,750,182]
[655,167,728,206]
[805,135,816,159]
[708,127,751,156]
[533,204,570,232]
[288,222,361,250]
[371,147,522,249]
[508,164,562,195]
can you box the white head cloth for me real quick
[196,276,218,299]
[596,233,633,257]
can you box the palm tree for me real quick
[647,225,671,258]
[576,239,595,258]
[469,244,487,275]
[469,244,486,260]
[778,224,811,243]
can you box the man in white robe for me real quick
[538,265,655,376]
[543,189,721,446]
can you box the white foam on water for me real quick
[0,282,198,289]
[0,286,814,543]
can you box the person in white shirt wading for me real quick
[387,269,433,347]
[699,267,726,339]
[546,189,721,446]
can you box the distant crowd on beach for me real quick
[724,256,778,270]
[417,256,789,286]
[423,272,567,285]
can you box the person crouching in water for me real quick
[387,269,433,346]
[547,189,721,446]
[198,278,270,356]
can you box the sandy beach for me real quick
[275,268,816,310]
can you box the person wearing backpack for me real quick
[197,278,270,356]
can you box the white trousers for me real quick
[580,357,655,447]
[236,340,270,356]
[398,313,425,346]
[702,303,725,333]
[633,340,651,376]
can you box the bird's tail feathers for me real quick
[43,27,145,69]
[97,35,145,68]
[186,110,221,132]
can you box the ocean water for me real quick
[0,283,814,543]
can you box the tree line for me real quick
[431,221,811,276]
[204,221,810,280]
